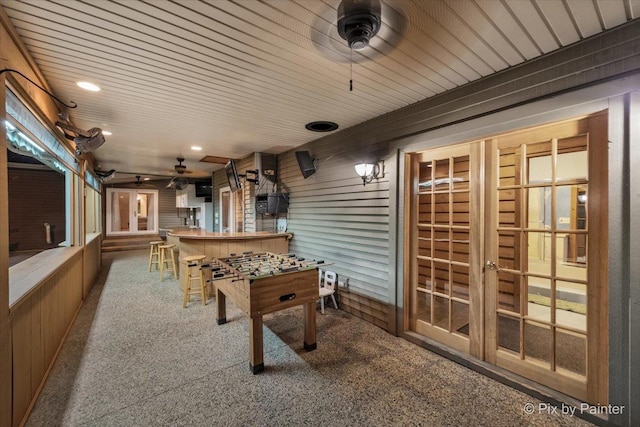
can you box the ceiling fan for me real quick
[310,0,407,63]
[134,175,156,188]
[174,157,189,174]
[166,176,189,190]
[164,156,213,179]
[164,157,191,190]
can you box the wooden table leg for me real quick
[216,288,226,325]
[303,301,317,351]
[249,316,264,374]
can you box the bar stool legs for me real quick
[159,244,177,281]
[182,255,207,308]
[148,240,163,271]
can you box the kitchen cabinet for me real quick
[176,185,201,208]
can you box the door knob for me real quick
[485,260,499,271]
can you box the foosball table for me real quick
[206,252,325,373]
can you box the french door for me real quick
[405,112,608,404]
[106,188,158,235]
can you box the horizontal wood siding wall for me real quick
[235,155,256,232]
[278,144,392,329]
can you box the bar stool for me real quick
[148,240,164,271]
[158,244,177,281]
[182,255,207,308]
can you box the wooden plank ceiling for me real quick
[2,0,637,181]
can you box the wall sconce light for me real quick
[354,161,383,186]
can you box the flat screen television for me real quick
[195,180,212,198]
[225,160,242,193]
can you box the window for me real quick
[5,87,77,266]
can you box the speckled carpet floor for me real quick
[26,250,593,427]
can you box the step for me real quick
[102,244,150,252]
[102,234,162,252]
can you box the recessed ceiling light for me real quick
[305,121,338,132]
[101,130,112,136]
[77,81,101,92]
[191,146,202,151]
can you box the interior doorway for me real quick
[405,112,608,404]
[106,188,158,235]
[219,186,243,233]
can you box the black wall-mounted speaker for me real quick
[258,153,277,183]
[267,192,288,214]
[295,151,316,178]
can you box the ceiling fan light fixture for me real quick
[337,0,381,50]
[174,157,187,174]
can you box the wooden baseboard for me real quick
[337,289,389,332]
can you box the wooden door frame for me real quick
[403,141,484,358]
[483,112,608,404]
[404,112,608,405]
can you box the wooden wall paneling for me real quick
[338,289,389,330]
[0,70,12,427]
[11,298,31,427]
[468,141,484,359]
[41,272,57,371]
[10,251,85,427]
[586,112,609,404]
[215,241,228,259]
[235,155,256,233]
[29,285,43,398]
[402,151,417,334]
[484,139,499,365]
[83,236,101,298]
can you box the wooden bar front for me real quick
[165,229,291,292]
[215,268,318,373]
[167,229,291,259]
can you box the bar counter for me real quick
[166,228,292,259]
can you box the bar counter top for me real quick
[166,228,292,240]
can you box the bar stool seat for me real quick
[183,255,207,308]
[148,240,164,271]
[159,244,177,281]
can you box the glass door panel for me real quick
[110,190,130,233]
[485,113,607,404]
[407,143,479,355]
[107,189,158,235]
[407,112,607,405]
